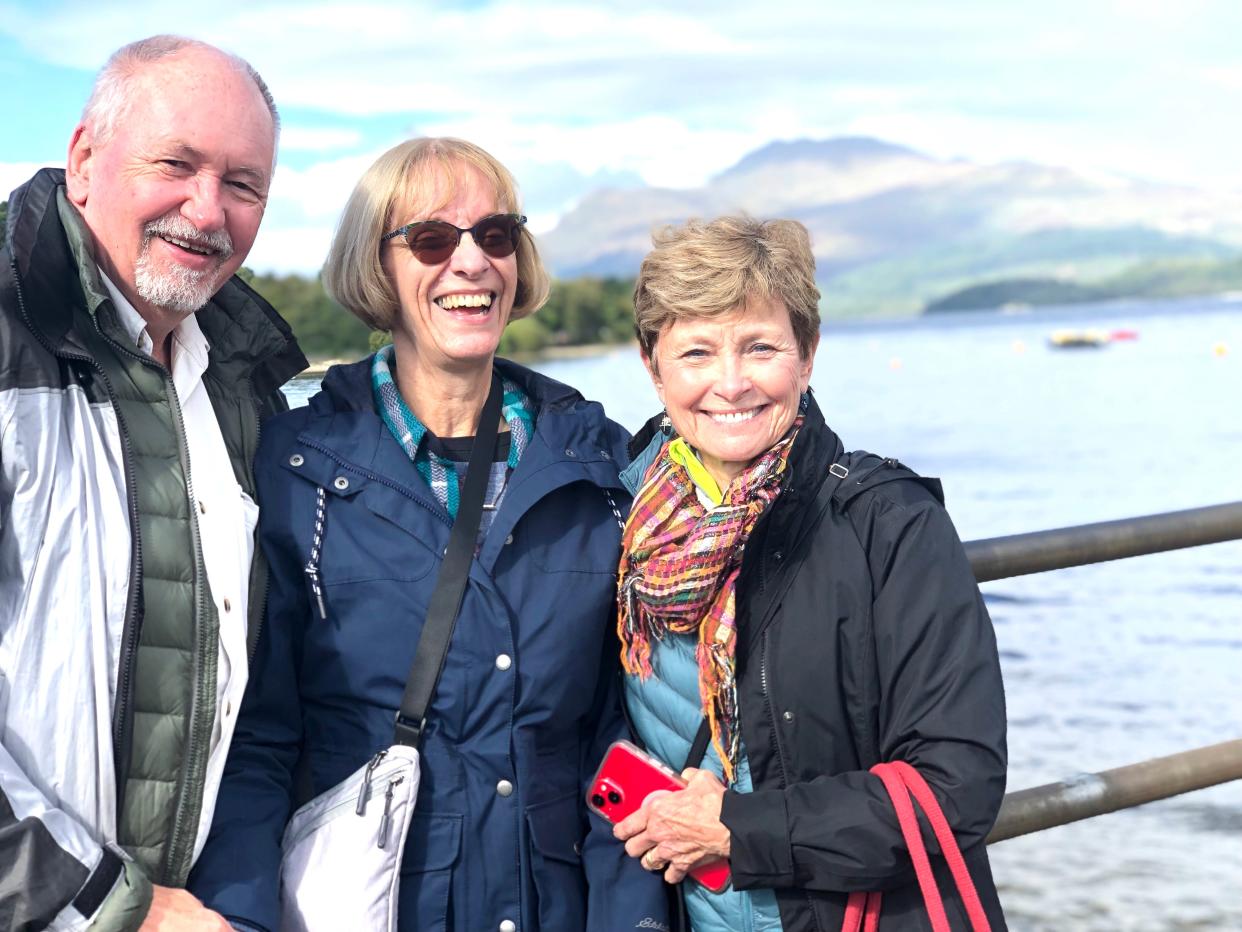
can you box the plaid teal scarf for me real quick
[371,345,534,518]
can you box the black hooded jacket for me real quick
[628,394,1008,931]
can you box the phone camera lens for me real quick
[591,793,606,808]
[607,790,622,804]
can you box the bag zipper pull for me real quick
[356,749,388,816]
[377,776,405,849]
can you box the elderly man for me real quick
[0,36,305,930]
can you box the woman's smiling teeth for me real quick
[708,408,761,424]
[436,293,493,310]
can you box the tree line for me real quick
[1,200,637,361]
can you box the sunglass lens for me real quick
[406,223,458,264]
[475,216,521,258]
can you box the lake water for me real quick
[285,295,1242,931]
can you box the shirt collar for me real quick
[99,268,212,394]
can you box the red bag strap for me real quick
[839,763,991,932]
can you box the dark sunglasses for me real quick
[381,213,527,265]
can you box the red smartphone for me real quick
[587,740,732,893]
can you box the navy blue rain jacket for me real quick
[189,357,668,931]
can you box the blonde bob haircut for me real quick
[323,137,552,330]
[633,215,821,361]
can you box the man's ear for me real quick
[65,125,93,207]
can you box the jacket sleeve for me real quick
[0,742,152,931]
[578,621,671,931]
[187,456,306,932]
[720,495,1008,892]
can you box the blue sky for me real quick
[4,0,1242,274]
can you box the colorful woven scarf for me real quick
[371,345,533,518]
[618,418,801,781]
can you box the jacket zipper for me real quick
[80,304,211,884]
[760,626,823,924]
[156,367,213,884]
[9,257,145,819]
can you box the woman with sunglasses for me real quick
[189,138,667,931]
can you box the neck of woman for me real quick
[392,347,496,439]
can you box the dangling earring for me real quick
[659,410,672,432]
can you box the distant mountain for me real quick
[537,137,1242,315]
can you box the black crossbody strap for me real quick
[683,718,713,772]
[393,374,504,747]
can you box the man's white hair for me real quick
[81,35,280,148]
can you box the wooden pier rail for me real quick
[963,501,1242,583]
[988,739,1242,843]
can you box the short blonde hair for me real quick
[633,215,821,359]
[323,138,551,330]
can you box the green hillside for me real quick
[824,227,1234,318]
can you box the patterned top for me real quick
[370,345,534,519]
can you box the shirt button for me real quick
[223,598,232,613]
[496,779,514,798]
[495,654,512,671]
[500,921,517,932]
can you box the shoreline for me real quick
[297,339,635,377]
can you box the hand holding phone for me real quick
[587,740,732,893]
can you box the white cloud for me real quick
[279,126,363,152]
[0,161,62,201]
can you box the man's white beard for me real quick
[134,215,235,314]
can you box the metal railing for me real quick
[961,501,1242,842]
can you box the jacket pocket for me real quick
[526,793,587,930]
[399,812,462,932]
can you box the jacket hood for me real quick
[307,353,630,483]
[318,354,620,436]
[4,167,306,389]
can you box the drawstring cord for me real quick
[304,486,327,620]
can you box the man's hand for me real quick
[139,886,231,930]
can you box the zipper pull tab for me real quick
[355,749,388,816]
[377,776,405,849]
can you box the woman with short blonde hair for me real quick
[193,138,665,931]
[613,215,1008,931]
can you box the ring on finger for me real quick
[641,850,663,871]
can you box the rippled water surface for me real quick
[286,296,1242,931]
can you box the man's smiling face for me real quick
[66,46,276,321]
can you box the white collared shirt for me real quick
[100,273,257,865]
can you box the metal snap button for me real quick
[496,779,514,797]
[495,654,513,671]
[564,448,577,458]
[499,921,517,932]
[505,533,514,545]
[782,710,795,722]
[289,454,304,467]
[333,476,349,491]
